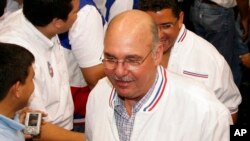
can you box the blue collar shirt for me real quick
[0,114,25,141]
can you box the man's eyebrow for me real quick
[158,22,173,25]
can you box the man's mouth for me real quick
[161,39,171,51]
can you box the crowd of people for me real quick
[0,0,249,141]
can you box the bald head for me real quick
[103,10,163,101]
[105,10,159,50]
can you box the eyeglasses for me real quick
[102,49,153,70]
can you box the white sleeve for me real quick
[202,110,231,141]
[69,5,104,68]
[108,0,133,21]
[215,61,242,114]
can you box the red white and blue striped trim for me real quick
[109,88,116,107]
[108,66,167,111]
[143,67,167,112]
[177,28,187,43]
[183,70,208,78]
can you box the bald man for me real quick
[85,10,232,141]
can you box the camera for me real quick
[23,112,42,136]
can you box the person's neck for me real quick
[123,99,138,117]
[36,26,55,39]
[0,102,17,119]
[122,91,150,117]
[122,71,157,116]
[161,48,172,68]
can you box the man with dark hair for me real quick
[138,0,241,123]
[0,42,35,141]
[0,42,85,141]
[0,0,79,130]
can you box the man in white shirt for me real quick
[85,10,232,141]
[58,0,105,132]
[0,0,78,130]
[138,0,241,123]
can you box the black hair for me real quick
[0,0,7,17]
[0,42,34,101]
[23,0,73,26]
[138,0,181,18]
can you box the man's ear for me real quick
[52,18,65,29]
[11,81,22,99]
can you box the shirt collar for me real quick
[110,66,167,113]
[21,9,55,49]
[0,114,25,131]
[113,76,157,113]
[176,24,187,44]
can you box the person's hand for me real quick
[17,107,47,124]
[240,53,250,68]
[17,107,47,139]
[239,16,249,41]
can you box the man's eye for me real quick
[126,59,140,64]
[107,59,117,63]
[161,24,172,29]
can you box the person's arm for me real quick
[33,122,85,141]
[240,53,250,68]
[236,0,249,41]
[69,6,105,89]
[231,112,238,124]
[81,64,105,89]
[217,61,241,124]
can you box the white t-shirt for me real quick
[167,24,241,114]
[0,0,22,22]
[65,4,104,87]
[210,0,236,8]
[0,10,74,130]
[86,66,232,141]
[93,0,134,22]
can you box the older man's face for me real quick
[103,23,160,101]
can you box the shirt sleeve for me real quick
[69,5,104,68]
[215,60,242,114]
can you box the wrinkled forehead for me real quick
[104,27,152,54]
[104,10,155,53]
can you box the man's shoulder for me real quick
[0,11,31,48]
[166,70,229,113]
[77,4,102,20]
[184,29,226,63]
[166,70,218,101]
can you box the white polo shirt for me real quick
[210,0,236,8]
[0,0,22,22]
[86,66,232,141]
[93,0,134,22]
[0,9,74,130]
[65,4,104,87]
[168,24,241,114]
